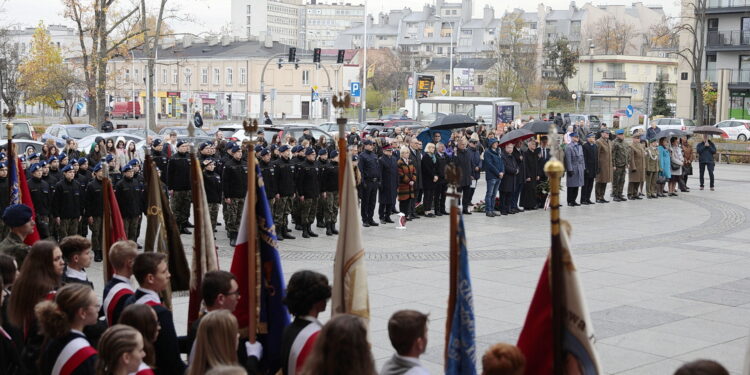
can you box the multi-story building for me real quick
[676,0,750,121]
[5,24,84,59]
[422,57,495,96]
[106,38,347,120]
[567,54,678,106]
[303,2,365,49]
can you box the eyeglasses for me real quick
[224,290,240,296]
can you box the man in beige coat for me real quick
[627,131,646,200]
[595,129,613,203]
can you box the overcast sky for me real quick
[1,0,679,35]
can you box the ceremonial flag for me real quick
[517,220,601,375]
[331,155,369,320]
[230,164,290,372]
[9,151,40,245]
[445,214,477,375]
[187,153,219,330]
[144,156,190,308]
[101,176,127,282]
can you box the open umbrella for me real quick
[498,128,534,146]
[655,129,686,139]
[523,120,560,134]
[429,114,478,130]
[692,126,724,135]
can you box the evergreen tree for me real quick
[651,75,672,117]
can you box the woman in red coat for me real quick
[397,146,417,220]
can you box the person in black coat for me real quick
[27,163,52,239]
[52,164,82,238]
[499,143,519,215]
[202,159,222,232]
[434,143,449,216]
[420,143,439,217]
[167,141,192,233]
[408,138,424,211]
[84,164,105,261]
[151,139,169,184]
[520,139,541,210]
[378,145,398,223]
[359,140,381,227]
[115,165,146,242]
[454,139,474,214]
[511,142,525,213]
[581,133,599,205]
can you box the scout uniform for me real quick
[611,130,630,201]
[627,133,646,200]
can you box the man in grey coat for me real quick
[564,133,585,206]
[380,310,430,375]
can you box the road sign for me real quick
[408,88,414,99]
[626,104,634,118]
[440,88,448,95]
[351,82,361,97]
[571,93,578,100]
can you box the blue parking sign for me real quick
[351,82,361,97]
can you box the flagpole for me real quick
[101,157,110,284]
[444,163,460,369]
[333,94,350,194]
[6,123,12,198]
[544,125,565,375]
[243,118,260,343]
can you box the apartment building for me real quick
[303,2,365,49]
[5,24,84,59]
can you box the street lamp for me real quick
[587,38,594,93]
[184,70,192,126]
[435,16,459,96]
[130,51,136,118]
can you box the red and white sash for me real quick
[288,321,322,375]
[129,362,155,375]
[134,290,162,307]
[104,282,134,325]
[51,337,97,375]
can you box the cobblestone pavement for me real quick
[87,163,750,374]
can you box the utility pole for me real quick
[360,1,368,122]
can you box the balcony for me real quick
[707,30,750,51]
[707,0,750,13]
[602,71,626,80]
[702,69,750,87]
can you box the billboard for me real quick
[496,105,515,125]
[453,68,475,91]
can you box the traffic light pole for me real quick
[259,54,332,120]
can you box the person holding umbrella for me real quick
[564,133,585,206]
[696,135,717,190]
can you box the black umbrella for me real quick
[429,114,478,130]
[523,120,560,134]
[692,126,724,135]
[498,128,534,146]
[655,129,686,139]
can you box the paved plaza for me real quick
[87,163,750,374]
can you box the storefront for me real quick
[730,90,750,120]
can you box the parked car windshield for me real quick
[67,126,99,138]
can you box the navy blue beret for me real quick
[2,204,33,227]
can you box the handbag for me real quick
[657,176,667,184]
[670,161,681,171]
[683,163,693,176]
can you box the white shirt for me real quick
[112,274,130,283]
[397,355,430,375]
[65,267,88,282]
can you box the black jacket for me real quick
[378,155,398,205]
[203,169,222,204]
[222,158,248,199]
[455,148,473,187]
[582,141,599,178]
[151,149,169,183]
[259,159,278,198]
[274,157,297,197]
[421,153,438,189]
[115,176,145,218]
[320,160,339,193]
[52,178,82,218]
[409,148,423,189]
[27,177,51,216]
[359,149,381,180]
[296,159,320,198]
[134,290,186,375]
[500,152,518,193]
[84,178,104,217]
[167,152,191,191]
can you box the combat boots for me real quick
[307,225,318,237]
[330,223,339,235]
[229,231,237,247]
[326,224,333,236]
[94,250,102,262]
[281,226,296,239]
[302,226,310,238]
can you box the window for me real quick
[477,75,484,85]
[437,46,443,54]
[184,68,192,85]
[444,74,450,84]
[226,68,233,85]
[708,18,718,31]
[213,68,220,85]
[162,69,168,84]
[172,69,178,84]
[247,4,251,13]
[124,69,130,81]
[201,68,208,84]
[302,70,310,85]
[240,68,247,85]
[134,69,139,82]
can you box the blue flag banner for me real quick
[446,214,477,375]
[8,152,19,204]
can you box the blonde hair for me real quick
[399,145,410,156]
[187,310,240,375]
[206,366,247,375]
[35,283,95,339]
[424,143,435,153]
[108,240,138,270]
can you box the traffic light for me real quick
[226,94,232,101]
[277,58,283,69]
[288,47,296,63]
[313,48,321,63]
[262,94,267,101]
[337,49,345,64]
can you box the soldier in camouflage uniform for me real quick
[258,148,280,237]
[167,140,192,234]
[611,129,630,202]
[291,145,306,230]
[645,138,660,199]
[627,131,646,200]
[222,144,247,246]
[315,149,330,229]
[297,148,320,238]
[273,145,296,240]
[115,164,146,242]
[84,163,105,262]
[320,150,340,236]
[202,159,222,232]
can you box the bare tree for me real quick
[674,0,707,125]
[592,16,636,55]
[491,12,539,106]
[140,0,169,131]
[0,28,21,121]
[644,18,678,51]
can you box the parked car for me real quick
[111,101,141,119]
[215,124,244,140]
[0,139,44,154]
[158,126,209,137]
[76,132,145,153]
[564,113,602,132]
[361,120,422,137]
[232,124,334,145]
[114,127,158,138]
[714,119,750,141]
[42,124,99,148]
[630,117,697,135]
[0,120,37,140]
[317,121,356,134]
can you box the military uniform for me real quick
[52,177,82,237]
[645,144,660,198]
[627,140,646,199]
[273,156,296,239]
[115,174,146,241]
[314,158,327,228]
[291,154,306,229]
[27,175,51,239]
[167,151,192,231]
[611,138,630,201]
[320,159,339,235]
[84,177,104,260]
[151,147,169,184]
[75,170,90,237]
[296,157,321,238]
[595,137,613,202]
[222,156,247,243]
[202,167,222,231]
[0,232,30,268]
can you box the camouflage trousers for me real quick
[321,192,339,225]
[316,196,325,225]
[223,198,245,234]
[79,218,88,238]
[123,216,141,242]
[646,171,658,197]
[59,218,80,238]
[627,182,641,198]
[273,196,293,228]
[292,197,301,224]
[612,167,627,197]
[208,203,220,230]
[89,217,102,252]
[171,190,192,227]
[49,217,59,241]
[36,216,51,240]
[299,197,319,226]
